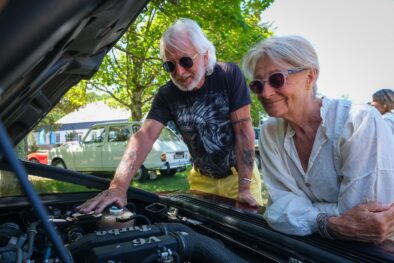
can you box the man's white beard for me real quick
[171,66,206,92]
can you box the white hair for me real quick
[160,18,216,76]
[243,35,320,94]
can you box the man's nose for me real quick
[174,64,187,75]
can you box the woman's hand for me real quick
[328,202,394,243]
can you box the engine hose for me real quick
[43,245,52,261]
[158,223,195,235]
[16,247,23,263]
[23,222,38,260]
[176,231,247,263]
[16,234,28,263]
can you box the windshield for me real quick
[9,120,190,197]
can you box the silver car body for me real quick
[48,121,190,173]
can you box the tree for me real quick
[88,0,272,122]
[65,131,79,142]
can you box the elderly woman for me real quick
[242,35,394,244]
[371,89,394,133]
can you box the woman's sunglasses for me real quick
[249,68,307,94]
[162,53,198,73]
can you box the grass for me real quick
[24,167,192,195]
[131,169,189,193]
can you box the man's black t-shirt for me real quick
[147,62,251,175]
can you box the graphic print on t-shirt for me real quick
[172,89,236,175]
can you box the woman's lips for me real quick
[263,98,286,105]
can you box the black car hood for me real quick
[0,0,149,145]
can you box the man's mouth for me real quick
[177,74,192,82]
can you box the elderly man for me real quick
[78,18,263,214]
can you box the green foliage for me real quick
[65,131,79,142]
[250,93,266,127]
[87,0,273,122]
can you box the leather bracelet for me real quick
[316,213,335,240]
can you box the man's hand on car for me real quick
[238,189,259,207]
[77,188,127,214]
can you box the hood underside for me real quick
[0,0,149,144]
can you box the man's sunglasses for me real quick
[162,53,198,73]
[249,68,307,94]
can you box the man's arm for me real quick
[230,104,258,207]
[78,119,164,213]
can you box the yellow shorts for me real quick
[188,163,263,206]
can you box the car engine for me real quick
[0,200,248,263]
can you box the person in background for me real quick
[242,35,394,247]
[371,88,394,134]
[78,18,263,214]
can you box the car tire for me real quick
[29,158,39,163]
[133,166,148,182]
[160,169,177,177]
[52,159,66,169]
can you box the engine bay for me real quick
[0,197,251,263]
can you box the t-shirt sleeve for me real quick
[146,89,172,126]
[224,63,251,112]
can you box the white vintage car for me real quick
[48,121,190,181]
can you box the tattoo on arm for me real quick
[117,151,137,177]
[242,149,254,169]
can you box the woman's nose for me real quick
[261,82,275,98]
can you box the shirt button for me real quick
[305,182,311,187]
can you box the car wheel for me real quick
[160,169,177,177]
[133,166,148,182]
[29,158,39,163]
[52,159,66,169]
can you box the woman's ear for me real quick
[306,68,317,89]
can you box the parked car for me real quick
[27,150,48,165]
[48,121,191,181]
[0,1,393,262]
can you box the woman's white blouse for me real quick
[383,110,394,135]
[260,97,394,236]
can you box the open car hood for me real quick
[0,0,149,145]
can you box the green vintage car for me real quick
[48,121,190,181]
